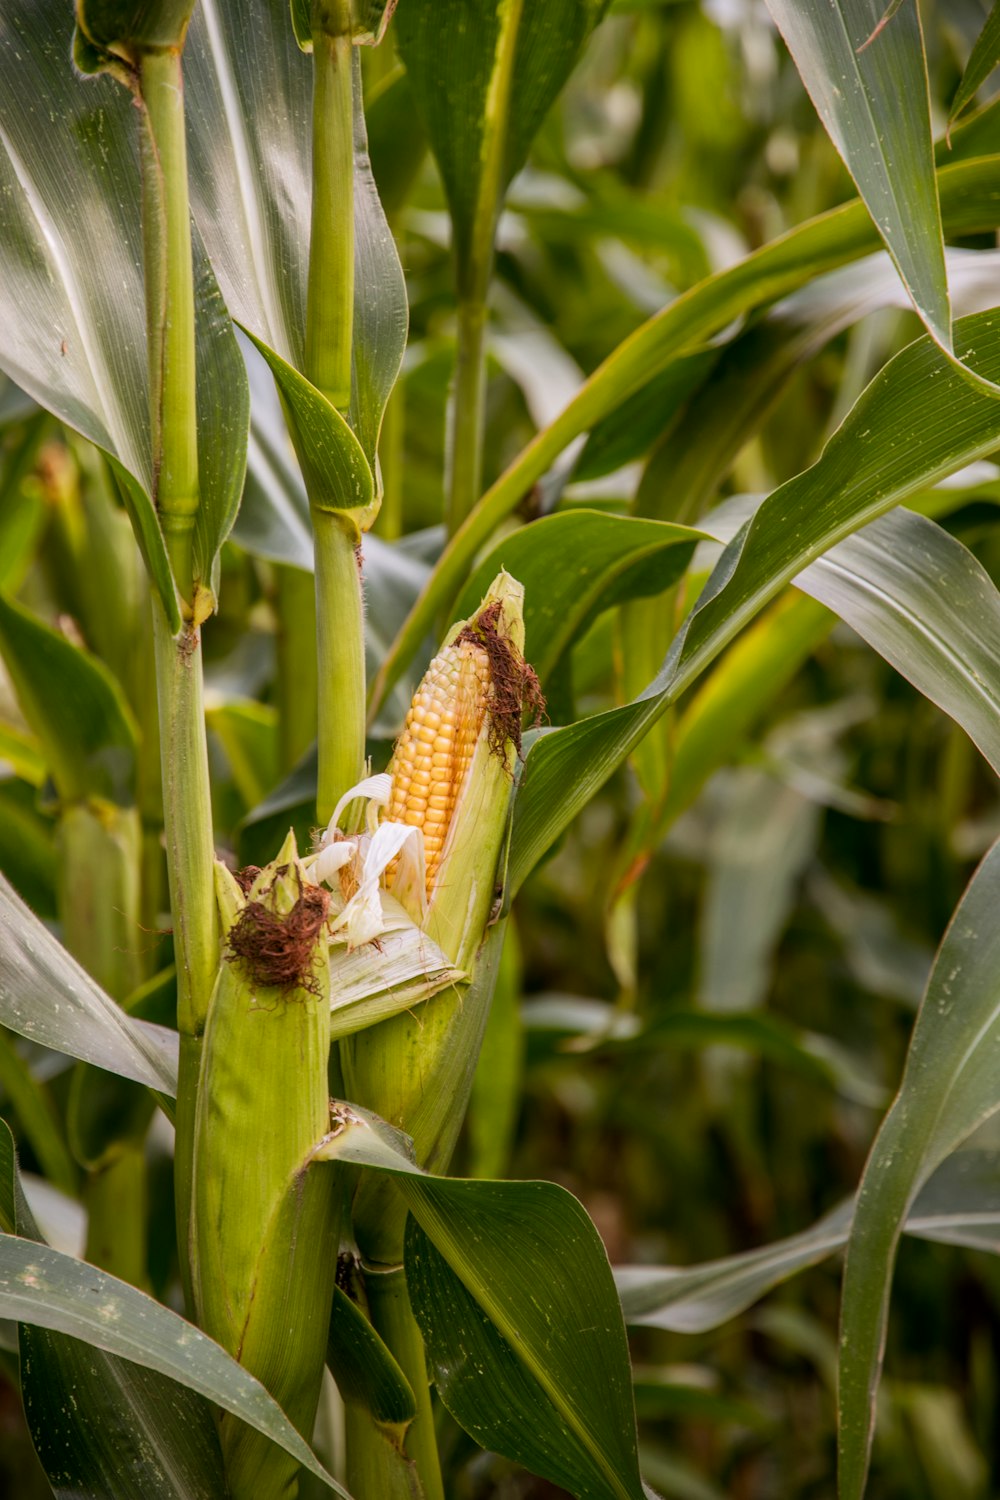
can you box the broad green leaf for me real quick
[0,873,178,1095]
[839,837,1000,1500]
[949,2,1000,131]
[0,1123,352,1498]
[185,7,406,475]
[0,0,248,627]
[0,779,57,918]
[319,1105,646,1500]
[0,1121,226,1499]
[507,308,1000,897]
[395,0,608,297]
[0,594,137,806]
[206,699,279,812]
[705,501,1000,778]
[368,154,1000,716]
[453,511,704,683]
[765,0,950,350]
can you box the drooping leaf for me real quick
[704,500,1000,778]
[0,873,178,1095]
[369,154,1000,715]
[838,838,1000,1500]
[318,1105,646,1500]
[615,1133,1000,1337]
[765,0,951,350]
[0,1123,352,1497]
[0,594,137,806]
[949,1,1000,131]
[395,0,609,296]
[507,308,1000,897]
[0,0,249,627]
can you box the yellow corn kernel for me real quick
[386,638,491,893]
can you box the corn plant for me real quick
[0,1,999,1497]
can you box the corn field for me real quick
[1,1,1000,1497]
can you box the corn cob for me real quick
[385,638,490,893]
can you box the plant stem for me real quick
[305,4,365,824]
[313,511,366,824]
[139,48,200,612]
[152,600,217,1259]
[275,563,319,773]
[305,1,355,410]
[444,0,523,535]
[138,41,217,1275]
[445,298,487,535]
[365,1265,445,1500]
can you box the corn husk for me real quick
[190,832,339,1499]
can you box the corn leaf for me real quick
[0,873,178,1095]
[765,0,950,352]
[949,2,1000,130]
[0,0,248,629]
[318,1105,646,1500]
[839,837,1000,1499]
[0,1121,353,1498]
[507,308,1000,897]
[453,511,704,684]
[395,0,608,297]
[0,594,137,806]
[703,500,1000,778]
[615,1134,1000,1337]
[369,154,1000,715]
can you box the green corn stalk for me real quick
[190,832,340,1500]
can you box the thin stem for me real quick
[445,299,487,534]
[365,1265,445,1500]
[305,1,355,410]
[152,598,217,1267]
[443,0,523,535]
[314,511,366,824]
[305,7,365,824]
[139,48,200,611]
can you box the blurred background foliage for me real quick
[2,1,1000,1496]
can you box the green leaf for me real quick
[949,2,1000,130]
[0,594,137,806]
[369,154,1000,716]
[0,1118,227,1500]
[185,7,406,475]
[615,1135,1000,1338]
[507,308,1000,897]
[765,0,950,350]
[0,0,249,628]
[454,510,704,684]
[0,1030,77,1196]
[395,0,607,297]
[319,1106,646,1500]
[838,837,1000,1500]
[706,501,1000,778]
[0,873,178,1095]
[0,1121,353,1498]
[326,1284,416,1426]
